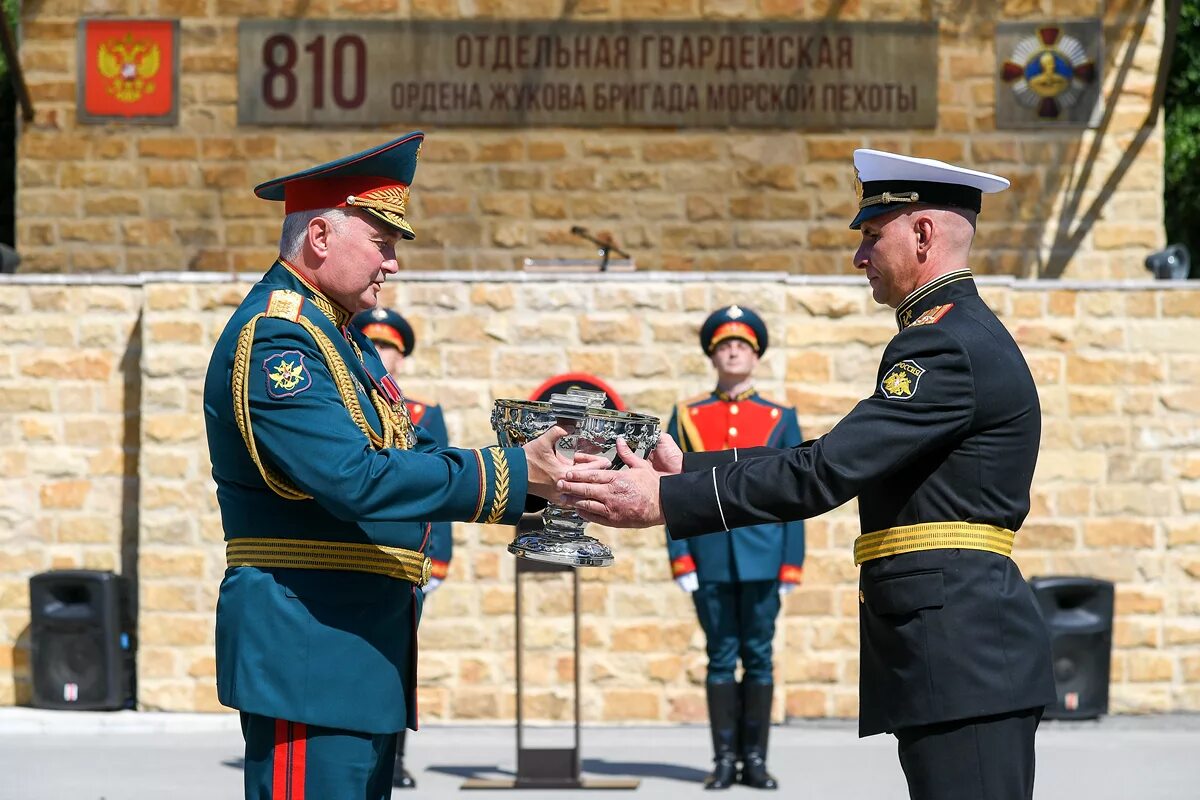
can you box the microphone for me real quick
[569,225,630,259]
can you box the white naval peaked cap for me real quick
[850,149,1010,230]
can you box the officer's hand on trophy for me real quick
[523,426,607,501]
[648,432,683,475]
[778,582,797,596]
[423,577,443,594]
[572,451,612,469]
[559,443,665,528]
[675,572,699,593]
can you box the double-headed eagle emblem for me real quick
[269,359,305,393]
[97,33,161,104]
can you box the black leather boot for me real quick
[393,728,416,789]
[704,681,740,790]
[739,682,778,790]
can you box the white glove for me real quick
[675,573,699,593]
[778,582,796,596]
[423,577,443,594]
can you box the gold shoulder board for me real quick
[266,290,304,322]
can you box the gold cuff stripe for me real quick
[469,450,488,523]
[484,448,511,524]
[854,522,1015,566]
[227,537,431,586]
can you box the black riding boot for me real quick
[393,728,416,789]
[704,681,740,790]
[739,682,778,789]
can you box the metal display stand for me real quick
[462,556,638,790]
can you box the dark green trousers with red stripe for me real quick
[241,712,398,800]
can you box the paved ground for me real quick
[2,709,1197,799]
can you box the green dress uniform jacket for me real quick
[660,271,1057,736]
[204,261,525,735]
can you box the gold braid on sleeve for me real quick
[232,312,407,500]
[232,314,311,500]
[295,316,385,449]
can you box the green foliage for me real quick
[0,0,20,81]
[0,0,17,77]
[1165,0,1200,274]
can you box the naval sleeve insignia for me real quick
[881,359,925,400]
[263,350,313,399]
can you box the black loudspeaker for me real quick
[1029,576,1114,720]
[29,570,135,710]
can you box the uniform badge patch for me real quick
[263,350,312,399]
[881,359,926,400]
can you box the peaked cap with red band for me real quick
[352,306,415,357]
[254,132,424,240]
[700,304,769,356]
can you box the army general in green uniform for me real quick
[203,133,583,800]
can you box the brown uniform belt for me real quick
[854,522,1015,566]
[226,537,432,587]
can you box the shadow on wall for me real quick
[880,0,1165,278]
[119,314,142,647]
[1039,0,1171,278]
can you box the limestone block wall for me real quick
[15,0,1168,278]
[1,272,1198,721]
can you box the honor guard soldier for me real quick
[204,133,585,800]
[561,149,1057,800]
[665,305,803,791]
[351,306,451,790]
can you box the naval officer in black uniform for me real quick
[559,149,1057,800]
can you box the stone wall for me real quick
[2,272,1198,721]
[15,0,1167,278]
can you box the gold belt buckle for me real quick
[420,556,432,587]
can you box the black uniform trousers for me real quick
[895,706,1042,800]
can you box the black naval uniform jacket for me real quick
[661,270,1056,737]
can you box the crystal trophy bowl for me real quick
[490,389,660,567]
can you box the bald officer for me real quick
[665,305,803,791]
[560,149,1057,800]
